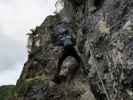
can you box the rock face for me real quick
[13,0,133,100]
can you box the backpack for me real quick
[61,33,76,47]
[63,35,73,47]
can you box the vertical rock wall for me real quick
[13,0,133,100]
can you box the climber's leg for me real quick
[56,51,68,76]
[53,49,69,83]
[66,47,82,80]
[70,47,88,75]
[69,47,82,64]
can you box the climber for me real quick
[53,23,83,83]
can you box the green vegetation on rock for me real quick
[0,85,15,100]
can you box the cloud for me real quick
[0,63,23,86]
[0,33,27,71]
[0,0,57,43]
[0,33,26,86]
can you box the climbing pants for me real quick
[56,46,82,77]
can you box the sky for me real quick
[0,0,57,86]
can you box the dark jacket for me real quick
[56,30,76,47]
[54,24,76,47]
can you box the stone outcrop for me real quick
[12,0,133,100]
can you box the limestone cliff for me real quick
[13,0,133,100]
